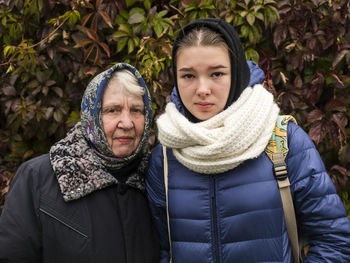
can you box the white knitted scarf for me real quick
[157,84,280,174]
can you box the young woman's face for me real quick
[176,45,231,121]
[101,81,145,157]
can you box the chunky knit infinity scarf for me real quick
[157,84,279,174]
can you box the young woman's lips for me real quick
[195,102,213,110]
[116,136,133,143]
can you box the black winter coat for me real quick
[0,154,159,263]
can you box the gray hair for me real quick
[107,69,145,97]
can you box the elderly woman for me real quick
[0,63,159,263]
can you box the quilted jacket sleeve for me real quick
[287,122,350,262]
[0,157,43,263]
[146,145,171,263]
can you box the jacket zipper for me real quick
[210,176,220,263]
[39,208,88,238]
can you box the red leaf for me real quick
[73,38,92,48]
[308,121,325,145]
[273,25,287,48]
[86,28,98,41]
[91,16,98,32]
[96,0,103,9]
[98,10,113,28]
[81,13,93,27]
[94,47,101,65]
[325,122,340,148]
[293,74,303,88]
[330,165,347,176]
[84,66,99,76]
[307,109,325,123]
[84,45,95,63]
[331,112,347,138]
[325,99,346,112]
[329,73,344,87]
[98,42,110,57]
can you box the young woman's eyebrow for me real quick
[178,65,228,72]
[178,67,194,72]
[209,65,229,70]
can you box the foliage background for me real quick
[0,0,349,217]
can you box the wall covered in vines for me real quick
[1,0,349,216]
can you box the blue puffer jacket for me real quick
[146,62,350,263]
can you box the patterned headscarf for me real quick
[80,63,152,170]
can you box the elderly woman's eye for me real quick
[131,108,144,114]
[102,107,119,114]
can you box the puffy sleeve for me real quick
[286,122,350,262]
[0,157,43,263]
[146,144,171,263]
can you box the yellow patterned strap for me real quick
[162,146,172,263]
[265,115,297,161]
[265,115,301,263]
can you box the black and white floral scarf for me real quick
[50,63,152,202]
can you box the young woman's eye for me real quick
[181,74,195,79]
[212,72,224,78]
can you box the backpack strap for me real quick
[163,146,172,263]
[265,115,301,263]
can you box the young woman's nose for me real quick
[196,77,211,97]
[117,111,134,130]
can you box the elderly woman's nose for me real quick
[117,111,134,129]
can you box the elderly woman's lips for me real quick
[115,137,134,143]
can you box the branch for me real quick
[20,16,69,50]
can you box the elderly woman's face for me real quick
[101,80,145,157]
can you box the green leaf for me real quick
[116,14,127,24]
[117,37,128,52]
[128,13,145,24]
[3,45,15,57]
[112,30,129,38]
[2,16,6,26]
[255,12,264,21]
[66,111,80,124]
[126,0,136,8]
[246,13,255,25]
[3,34,11,45]
[157,10,168,18]
[245,48,260,62]
[189,11,198,21]
[68,10,80,25]
[128,38,134,53]
[154,22,162,37]
[240,25,249,38]
[129,7,146,16]
[144,0,151,10]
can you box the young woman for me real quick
[146,18,350,263]
[0,63,159,263]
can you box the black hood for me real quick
[172,18,250,122]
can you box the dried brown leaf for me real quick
[98,10,113,28]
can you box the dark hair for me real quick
[175,27,230,59]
